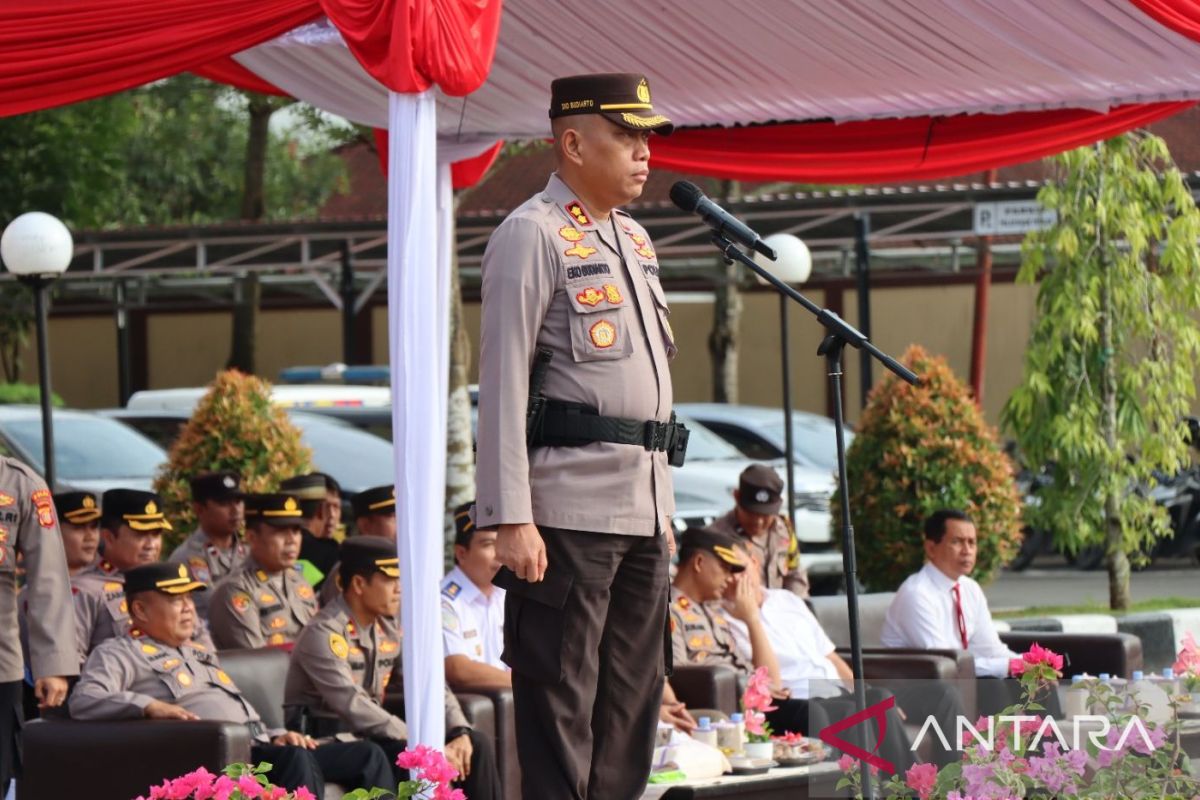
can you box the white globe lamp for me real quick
[752,233,811,285]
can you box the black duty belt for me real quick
[530,400,689,467]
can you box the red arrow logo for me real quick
[818,694,896,774]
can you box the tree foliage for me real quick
[1002,133,1200,609]
[832,345,1023,591]
[0,76,352,230]
[154,370,312,549]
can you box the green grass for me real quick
[994,596,1200,619]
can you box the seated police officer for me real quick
[208,493,318,650]
[68,562,393,798]
[285,538,501,800]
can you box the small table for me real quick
[640,762,843,800]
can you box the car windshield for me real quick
[676,415,744,461]
[4,415,166,479]
[289,413,394,491]
[763,417,855,473]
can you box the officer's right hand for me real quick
[497,522,548,582]
[143,700,200,721]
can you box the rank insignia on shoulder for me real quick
[676,596,691,609]
[255,570,269,582]
[589,319,617,349]
[565,201,591,227]
[442,582,461,599]
[575,287,605,307]
[297,585,314,599]
[602,284,623,304]
[330,633,350,659]
[141,644,159,655]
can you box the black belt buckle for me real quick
[643,420,668,452]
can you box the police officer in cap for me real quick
[70,562,393,797]
[0,457,76,795]
[285,537,501,799]
[168,470,247,620]
[281,474,340,589]
[706,463,809,597]
[317,484,396,606]
[475,72,679,799]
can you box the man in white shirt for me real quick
[442,503,510,691]
[882,509,1059,717]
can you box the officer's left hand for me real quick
[445,733,473,779]
[34,676,69,709]
[272,731,317,749]
[665,525,676,556]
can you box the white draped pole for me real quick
[388,88,448,749]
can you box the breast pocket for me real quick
[645,276,678,359]
[565,282,633,362]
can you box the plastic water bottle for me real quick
[693,716,718,748]
[1151,668,1179,696]
[726,713,746,754]
[1064,675,1089,719]
[1129,669,1171,724]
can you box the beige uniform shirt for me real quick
[208,557,318,650]
[284,595,469,740]
[0,457,78,682]
[706,509,809,597]
[168,529,248,619]
[69,632,277,739]
[475,174,677,536]
[668,586,751,673]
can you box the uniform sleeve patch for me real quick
[441,582,461,599]
[231,593,252,613]
[31,489,55,528]
[329,633,349,659]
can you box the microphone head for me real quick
[669,181,703,212]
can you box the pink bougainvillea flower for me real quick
[837,754,856,772]
[1024,642,1064,672]
[904,762,938,800]
[1174,632,1200,677]
[236,774,264,798]
[741,667,778,714]
[744,710,768,737]
[292,788,317,800]
[1009,658,1026,677]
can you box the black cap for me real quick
[243,493,304,528]
[190,471,245,503]
[351,484,395,518]
[737,464,784,515]
[102,489,173,532]
[549,73,673,135]
[339,537,400,584]
[279,474,327,517]
[679,527,748,572]
[54,491,101,525]
[453,501,477,547]
[124,562,207,596]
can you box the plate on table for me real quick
[777,751,825,767]
[774,737,828,766]
[729,759,777,776]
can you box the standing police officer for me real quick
[168,471,247,620]
[475,73,680,799]
[0,457,76,795]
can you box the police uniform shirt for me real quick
[440,565,507,671]
[285,595,469,740]
[168,529,248,618]
[0,457,78,683]
[69,632,278,739]
[475,174,677,536]
[208,556,318,650]
[706,509,809,597]
[667,586,752,673]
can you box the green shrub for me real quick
[153,370,312,550]
[0,383,64,406]
[831,344,1023,591]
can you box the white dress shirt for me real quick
[440,565,508,671]
[880,562,1017,678]
[728,588,843,699]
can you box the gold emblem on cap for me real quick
[178,564,188,579]
[145,500,158,515]
[637,79,650,104]
[82,495,96,509]
[284,497,298,511]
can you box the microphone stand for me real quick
[709,232,918,799]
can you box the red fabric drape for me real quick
[373,129,503,188]
[650,102,1194,184]
[193,57,289,97]
[320,0,503,94]
[0,0,321,117]
[1128,0,1200,42]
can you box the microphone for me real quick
[670,180,777,260]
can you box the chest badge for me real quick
[629,233,656,260]
[176,671,193,687]
[602,284,623,305]
[559,226,597,260]
[589,320,617,349]
[575,287,605,307]
[329,633,349,660]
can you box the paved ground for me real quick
[984,556,1199,613]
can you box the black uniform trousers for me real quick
[504,527,670,800]
[251,740,393,800]
[371,728,500,800]
[0,681,21,797]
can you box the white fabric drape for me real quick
[388,89,449,749]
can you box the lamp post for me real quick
[1,212,74,489]
[753,234,812,528]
